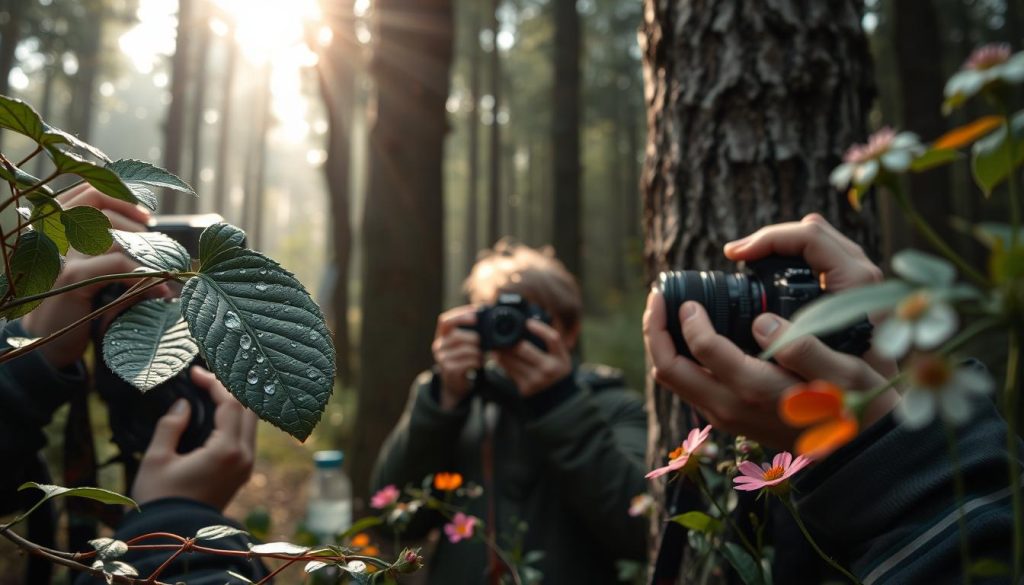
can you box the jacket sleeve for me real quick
[522,383,649,560]
[72,498,269,585]
[0,321,85,515]
[370,370,473,538]
[794,400,1018,584]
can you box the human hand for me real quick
[494,319,572,398]
[131,367,257,510]
[432,306,483,410]
[19,184,170,368]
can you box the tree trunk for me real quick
[35,63,58,178]
[0,0,23,103]
[352,0,452,505]
[187,0,212,211]
[465,0,482,272]
[162,0,193,214]
[551,0,581,278]
[67,0,102,142]
[317,0,357,387]
[213,30,238,218]
[486,0,501,247]
[640,0,875,568]
[241,63,270,249]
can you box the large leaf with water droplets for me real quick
[102,299,198,392]
[198,222,246,266]
[111,230,191,272]
[179,246,335,441]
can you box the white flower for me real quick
[830,128,925,192]
[945,44,1024,111]
[896,356,994,429]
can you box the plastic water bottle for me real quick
[305,450,353,543]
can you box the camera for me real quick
[468,292,550,351]
[658,255,872,359]
[97,213,233,463]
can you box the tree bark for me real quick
[213,29,238,218]
[486,0,501,247]
[0,0,23,102]
[187,0,212,211]
[352,0,452,505]
[67,0,102,142]
[465,0,482,271]
[551,0,581,277]
[241,63,270,249]
[640,0,876,568]
[162,0,193,214]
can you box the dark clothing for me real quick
[372,364,648,585]
[0,321,267,585]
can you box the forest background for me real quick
[0,0,1016,581]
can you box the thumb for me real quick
[146,399,190,459]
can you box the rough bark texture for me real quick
[639,0,876,568]
[551,0,581,277]
[67,0,102,142]
[162,0,193,214]
[351,0,452,505]
[486,0,501,247]
[187,0,212,212]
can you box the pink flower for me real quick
[964,43,1012,71]
[443,512,477,543]
[645,425,712,480]
[370,484,400,509]
[733,451,811,495]
[628,494,653,517]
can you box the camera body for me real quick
[658,255,872,359]
[98,214,231,462]
[469,293,550,351]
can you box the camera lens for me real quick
[658,270,766,358]
[489,305,525,348]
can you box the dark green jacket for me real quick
[371,364,649,585]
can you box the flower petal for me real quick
[873,319,912,359]
[853,159,879,186]
[933,116,1004,150]
[736,460,764,479]
[896,388,937,430]
[914,302,958,349]
[953,367,995,395]
[773,451,792,470]
[938,386,972,426]
[733,481,766,492]
[645,464,675,480]
[779,381,845,426]
[795,417,859,458]
[891,132,922,150]
[830,163,855,189]
[881,149,912,172]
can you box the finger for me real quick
[437,345,483,366]
[100,209,146,233]
[239,409,258,460]
[192,366,243,439]
[798,213,865,257]
[752,313,886,390]
[524,319,567,358]
[61,253,170,297]
[440,328,481,349]
[144,399,190,460]
[60,186,152,225]
[642,290,684,374]
[681,302,797,392]
[435,306,478,337]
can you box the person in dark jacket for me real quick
[0,185,266,584]
[372,240,648,585]
[644,213,1020,584]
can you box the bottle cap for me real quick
[313,450,344,469]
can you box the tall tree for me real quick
[551,0,581,277]
[241,63,271,249]
[351,0,453,503]
[66,0,102,141]
[213,22,238,217]
[162,0,194,214]
[315,0,359,386]
[465,0,482,271]
[640,0,876,565]
[187,0,212,210]
[486,0,501,246]
[0,0,25,102]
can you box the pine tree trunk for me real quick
[465,0,482,272]
[351,0,452,505]
[640,0,876,566]
[0,0,23,103]
[486,0,501,246]
[552,0,581,277]
[187,0,212,211]
[213,32,238,218]
[162,0,193,214]
[67,0,103,142]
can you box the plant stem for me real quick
[0,270,185,314]
[695,472,763,581]
[1000,108,1021,250]
[941,416,972,585]
[1005,329,1022,581]
[145,540,193,583]
[16,145,41,169]
[891,188,989,287]
[780,498,863,585]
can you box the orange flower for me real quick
[434,472,464,492]
[351,533,371,547]
[780,381,859,459]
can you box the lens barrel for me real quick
[659,270,764,358]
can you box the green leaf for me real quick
[226,570,256,584]
[6,231,61,318]
[338,516,384,542]
[91,559,138,581]
[30,199,68,255]
[972,222,1024,250]
[249,541,310,555]
[14,482,137,526]
[971,111,1024,196]
[890,249,956,286]
[102,299,199,392]
[0,95,45,140]
[198,222,246,267]
[47,149,143,208]
[180,247,336,441]
[111,230,191,272]
[89,538,128,560]
[195,525,250,541]
[61,206,113,256]
[0,162,44,190]
[243,506,271,541]
[722,542,764,585]
[910,148,961,172]
[670,511,722,534]
[969,558,1010,577]
[305,560,330,574]
[761,280,913,359]
[106,158,197,197]
[41,126,110,162]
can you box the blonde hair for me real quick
[464,239,582,332]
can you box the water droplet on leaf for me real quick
[224,311,241,330]
[247,370,258,385]
[263,383,276,395]
[240,334,252,350]
[256,354,265,364]
[255,282,268,292]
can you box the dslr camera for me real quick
[658,255,872,359]
[97,214,232,467]
[467,292,550,351]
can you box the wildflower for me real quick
[830,128,924,207]
[780,381,859,458]
[896,354,994,429]
[628,493,654,517]
[387,500,422,524]
[944,44,1024,112]
[733,451,811,496]
[433,472,463,492]
[351,533,371,547]
[443,512,477,543]
[645,425,712,479]
[370,485,400,509]
[874,250,962,359]
[396,548,424,574]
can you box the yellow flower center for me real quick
[762,465,785,482]
[668,445,686,461]
[896,292,930,321]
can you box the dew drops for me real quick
[255,354,265,364]
[247,370,258,385]
[306,368,317,378]
[259,269,267,275]
[240,334,252,350]
[256,331,264,338]
[224,311,241,330]
[240,269,247,275]
[309,331,318,340]
[241,351,249,359]
[263,382,276,395]
[289,342,297,348]
[255,282,268,292]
